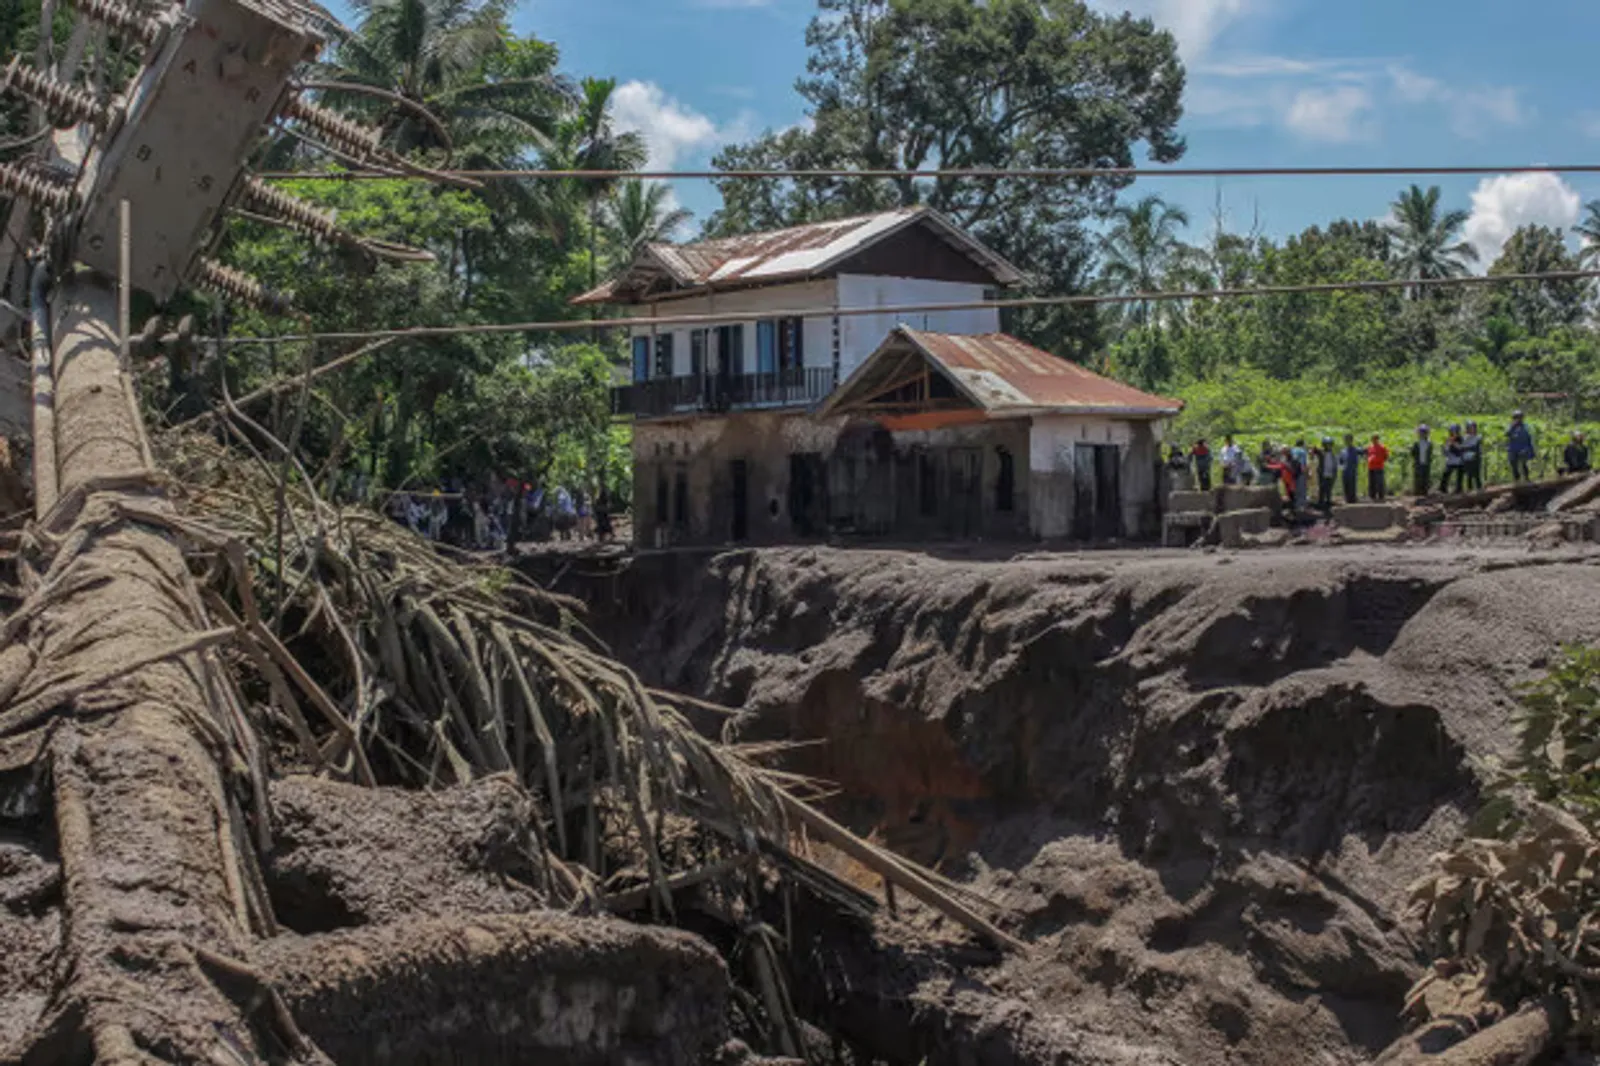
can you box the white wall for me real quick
[625,275,998,379]
[1027,414,1162,539]
[836,275,999,381]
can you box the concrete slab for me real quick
[1333,503,1405,532]
[1220,486,1281,514]
[1168,490,1216,515]
[1216,508,1272,548]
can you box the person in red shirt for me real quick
[1367,434,1389,500]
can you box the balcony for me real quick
[611,367,836,419]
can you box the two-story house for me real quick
[574,206,1180,546]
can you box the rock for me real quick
[1333,502,1406,531]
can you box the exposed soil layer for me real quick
[539,543,1600,1066]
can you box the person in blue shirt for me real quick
[1339,433,1364,503]
[1507,410,1536,482]
[1461,421,1483,492]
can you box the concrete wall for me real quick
[631,411,1031,547]
[1027,414,1165,541]
[835,275,999,380]
[626,276,995,383]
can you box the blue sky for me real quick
[500,0,1600,263]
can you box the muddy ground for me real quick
[532,541,1600,1066]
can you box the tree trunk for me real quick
[12,271,319,1065]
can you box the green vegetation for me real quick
[1410,648,1600,1054]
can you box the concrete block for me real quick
[1216,508,1272,548]
[1220,485,1281,514]
[1168,490,1216,515]
[1333,503,1404,532]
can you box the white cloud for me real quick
[1385,65,1525,137]
[1284,85,1373,143]
[1463,173,1582,266]
[1090,0,1254,62]
[611,81,721,171]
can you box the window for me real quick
[631,336,650,382]
[654,333,674,378]
[690,329,707,378]
[777,317,804,372]
[716,324,744,376]
[755,320,777,375]
[995,447,1015,513]
[673,465,689,532]
[655,470,669,527]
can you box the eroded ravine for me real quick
[534,544,1600,1066]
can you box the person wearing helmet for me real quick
[1410,424,1434,498]
[1461,420,1483,492]
[1507,410,1535,482]
[1564,430,1591,475]
[1441,424,1465,494]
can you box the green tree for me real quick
[705,0,1186,359]
[1098,195,1195,327]
[1386,184,1477,289]
[315,0,570,162]
[1485,224,1589,339]
[1573,200,1600,269]
[603,181,692,264]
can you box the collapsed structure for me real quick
[579,209,1181,547]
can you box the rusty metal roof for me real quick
[823,327,1183,417]
[572,207,1023,305]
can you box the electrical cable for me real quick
[217,268,1600,347]
[253,162,1600,183]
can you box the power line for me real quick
[219,268,1600,348]
[253,162,1600,183]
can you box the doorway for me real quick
[947,447,982,538]
[1071,444,1122,541]
[788,453,827,537]
[729,459,748,542]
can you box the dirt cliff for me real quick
[550,543,1600,1066]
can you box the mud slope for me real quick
[567,544,1600,1066]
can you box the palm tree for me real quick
[1385,185,1477,291]
[534,78,647,286]
[1098,195,1194,326]
[604,181,692,264]
[311,0,572,165]
[1573,200,1600,268]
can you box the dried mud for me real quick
[545,543,1600,1066]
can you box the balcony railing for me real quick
[612,367,836,418]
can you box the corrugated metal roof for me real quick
[572,207,1023,305]
[823,327,1183,417]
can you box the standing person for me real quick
[1315,436,1338,511]
[1191,439,1213,492]
[1339,433,1363,504]
[1440,425,1465,494]
[1508,410,1536,482]
[1235,444,1256,488]
[1258,441,1276,486]
[1367,434,1389,501]
[1563,431,1591,475]
[1290,439,1310,511]
[1461,420,1484,492]
[1166,445,1190,491]
[595,487,614,541]
[1220,435,1244,486]
[1410,425,1435,498]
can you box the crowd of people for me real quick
[1170,411,1592,510]
[381,481,616,550]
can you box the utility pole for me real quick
[0,0,429,1060]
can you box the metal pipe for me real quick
[28,258,57,516]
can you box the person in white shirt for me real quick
[1220,435,1244,485]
